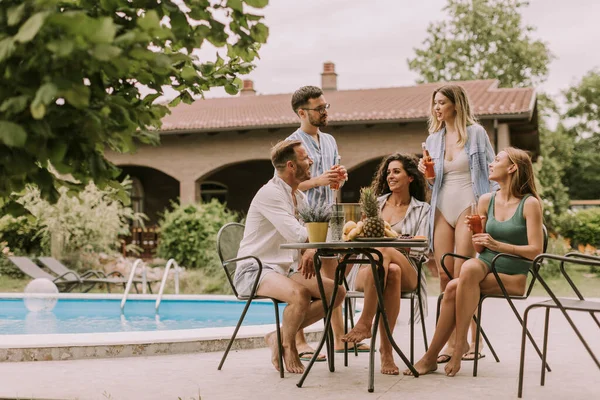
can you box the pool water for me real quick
[0,298,284,335]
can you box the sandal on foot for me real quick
[298,351,327,362]
[461,351,486,361]
[334,342,372,353]
[436,354,452,363]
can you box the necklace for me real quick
[386,199,408,208]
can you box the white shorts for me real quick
[233,261,296,297]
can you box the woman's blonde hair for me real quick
[503,147,542,210]
[428,84,478,147]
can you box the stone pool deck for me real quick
[0,320,323,363]
[0,297,598,400]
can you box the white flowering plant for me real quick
[7,179,145,259]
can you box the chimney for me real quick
[321,61,337,91]
[240,79,256,96]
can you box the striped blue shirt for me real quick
[285,129,339,207]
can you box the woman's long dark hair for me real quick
[371,153,426,201]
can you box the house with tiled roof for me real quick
[106,62,539,224]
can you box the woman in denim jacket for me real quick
[418,84,497,363]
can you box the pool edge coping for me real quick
[0,292,329,362]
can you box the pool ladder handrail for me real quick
[120,258,145,311]
[155,258,180,312]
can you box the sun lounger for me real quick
[38,257,156,293]
[8,257,82,292]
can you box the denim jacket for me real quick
[425,124,498,250]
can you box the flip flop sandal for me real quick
[334,342,373,353]
[298,351,327,362]
[436,354,452,363]
[461,351,486,361]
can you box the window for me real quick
[199,181,228,204]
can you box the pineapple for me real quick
[360,187,385,237]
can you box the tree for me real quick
[562,70,600,199]
[533,94,573,231]
[0,0,269,214]
[408,0,552,87]
[564,69,600,137]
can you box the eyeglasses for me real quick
[301,103,330,115]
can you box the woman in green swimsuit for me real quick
[405,147,545,377]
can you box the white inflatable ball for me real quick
[23,278,59,312]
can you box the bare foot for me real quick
[265,332,280,372]
[282,343,305,374]
[445,341,469,377]
[380,350,399,375]
[265,332,279,371]
[342,322,372,343]
[403,355,437,376]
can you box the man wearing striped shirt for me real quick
[286,86,346,206]
[285,86,356,359]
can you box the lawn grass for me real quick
[2,268,597,298]
[0,269,231,295]
[529,265,600,297]
[0,275,31,292]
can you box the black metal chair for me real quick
[518,252,600,398]
[343,254,429,365]
[436,225,549,376]
[216,222,284,378]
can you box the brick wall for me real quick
[106,119,498,214]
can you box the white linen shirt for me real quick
[236,175,309,275]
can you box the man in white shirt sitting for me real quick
[234,140,346,374]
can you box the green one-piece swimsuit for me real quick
[478,192,531,275]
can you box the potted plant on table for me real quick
[298,204,332,243]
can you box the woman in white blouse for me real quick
[343,153,430,375]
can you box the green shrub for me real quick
[0,256,24,279]
[558,208,600,248]
[0,240,26,279]
[157,200,240,272]
[178,269,232,295]
[0,215,45,279]
[0,214,47,256]
[539,235,572,279]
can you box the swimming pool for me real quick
[0,293,323,362]
[0,296,284,335]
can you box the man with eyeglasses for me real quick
[283,85,363,362]
[287,86,344,207]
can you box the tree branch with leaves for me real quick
[0,0,269,214]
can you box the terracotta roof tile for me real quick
[160,79,535,133]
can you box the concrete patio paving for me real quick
[0,297,598,400]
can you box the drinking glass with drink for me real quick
[421,142,435,179]
[330,156,345,190]
[467,202,483,234]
